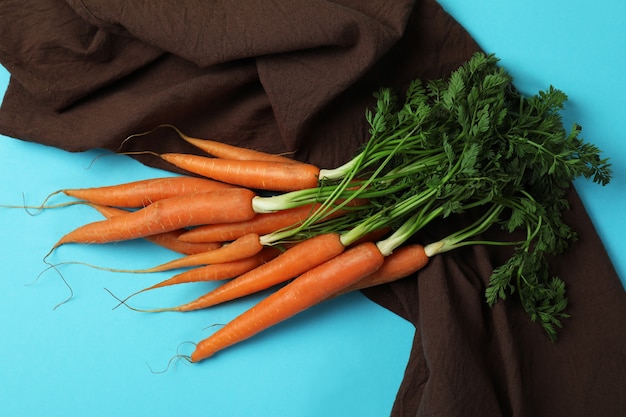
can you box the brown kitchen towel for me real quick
[1,1,624,416]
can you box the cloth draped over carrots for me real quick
[5,53,612,362]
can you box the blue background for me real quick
[1,1,624,416]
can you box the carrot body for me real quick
[89,204,221,255]
[190,241,385,362]
[337,244,429,295]
[63,176,232,208]
[169,233,346,312]
[53,188,256,247]
[160,153,320,192]
[134,233,264,273]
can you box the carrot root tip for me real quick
[42,261,74,310]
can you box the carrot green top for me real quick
[252,52,612,341]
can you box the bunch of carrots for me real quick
[9,53,611,362]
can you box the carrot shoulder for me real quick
[190,241,385,362]
[160,153,320,192]
[53,188,256,247]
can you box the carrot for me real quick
[52,188,256,248]
[89,204,221,255]
[189,241,385,361]
[112,247,282,307]
[160,153,320,192]
[149,247,282,288]
[177,202,357,243]
[151,233,346,312]
[336,244,429,295]
[62,176,233,208]
[159,124,297,164]
[177,204,320,243]
[44,233,265,281]
[118,232,264,274]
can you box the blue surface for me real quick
[1,1,624,416]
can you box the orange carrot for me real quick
[53,188,256,248]
[161,124,297,164]
[89,204,221,255]
[160,153,320,192]
[180,197,372,243]
[114,247,282,307]
[121,233,264,274]
[177,202,358,243]
[190,241,385,361]
[150,247,282,288]
[336,244,429,295]
[153,233,346,312]
[177,204,320,243]
[62,176,233,208]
